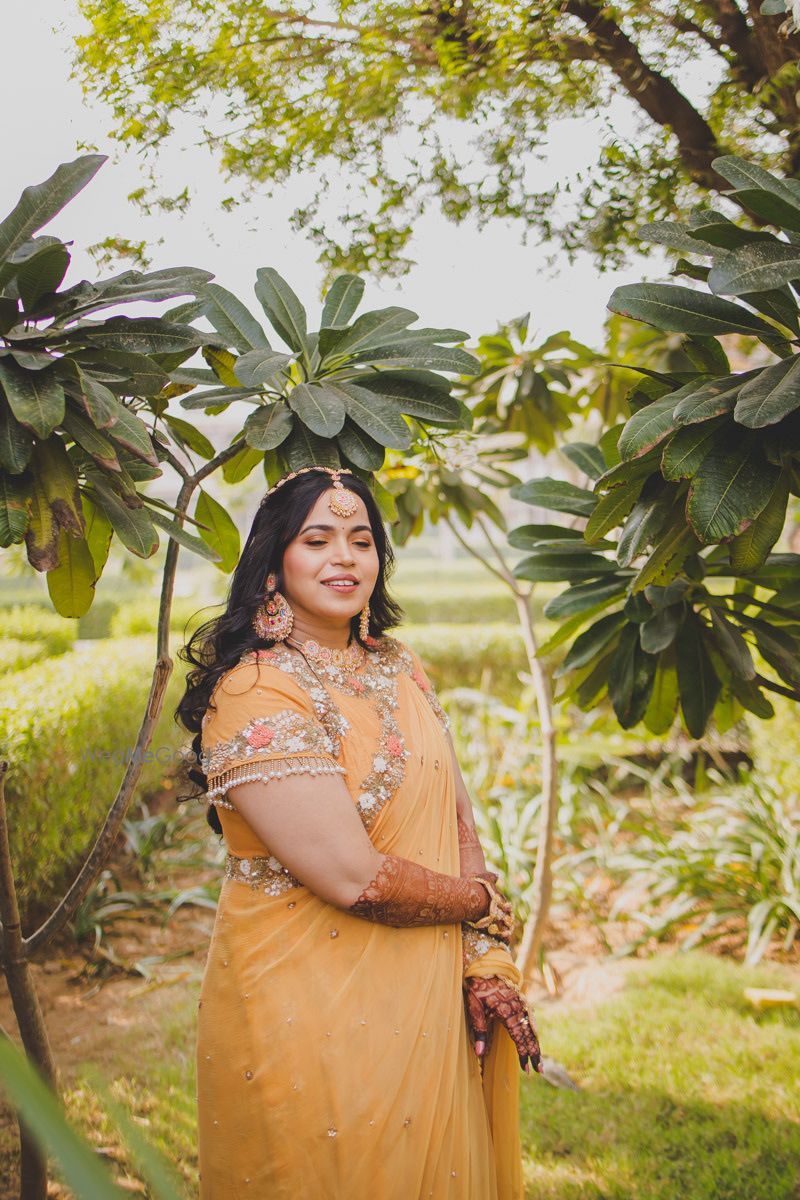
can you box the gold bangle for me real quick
[465,876,512,932]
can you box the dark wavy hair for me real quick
[174,469,404,834]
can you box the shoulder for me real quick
[209,649,312,706]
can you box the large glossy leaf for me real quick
[0,360,64,438]
[222,442,263,483]
[584,477,644,543]
[46,527,96,616]
[712,155,800,210]
[90,479,159,557]
[353,370,459,423]
[510,477,595,516]
[543,576,629,620]
[729,472,790,571]
[336,417,386,470]
[194,488,240,571]
[708,243,800,295]
[734,355,800,427]
[618,389,694,460]
[673,374,755,425]
[24,470,59,569]
[71,349,169,396]
[608,625,657,728]
[686,435,779,540]
[16,241,70,311]
[319,307,417,360]
[0,469,30,544]
[561,442,606,479]
[609,283,778,337]
[738,615,800,688]
[287,382,346,437]
[202,282,270,351]
[728,188,800,234]
[320,274,365,328]
[62,403,120,471]
[707,606,756,679]
[243,402,294,451]
[617,496,670,566]
[631,519,700,593]
[639,603,684,653]
[283,423,341,469]
[104,401,159,466]
[35,437,83,535]
[661,419,723,480]
[45,266,213,320]
[676,616,721,737]
[0,397,34,473]
[0,155,105,267]
[350,344,480,375]
[162,414,215,460]
[334,382,412,449]
[642,648,679,735]
[555,611,626,675]
[234,349,292,388]
[637,221,717,257]
[508,523,584,548]
[254,268,310,355]
[76,317,207,355]
[513,550,619,583]
[730,674,774,719]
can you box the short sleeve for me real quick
[404,644,451,734]
[200,658,346,809]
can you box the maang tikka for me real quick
[252,572,294,641]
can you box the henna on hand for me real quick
[457,812,487,877]
[348,855,491,927]
[463,975,543,1074]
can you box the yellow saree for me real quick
[197,635,524,1199]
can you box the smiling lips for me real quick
[322,576,359,591]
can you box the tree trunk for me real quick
[0,762,57,1200]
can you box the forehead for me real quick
[301,487,371,528]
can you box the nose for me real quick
[331,534,356,565]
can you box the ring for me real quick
[521,1016,529,1024]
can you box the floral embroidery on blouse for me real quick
[202,709,336,782]
[225,852,300,896]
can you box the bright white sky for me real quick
[2,2,668,350]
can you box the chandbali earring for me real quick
[359,603,371,641]
[252,572,294,641]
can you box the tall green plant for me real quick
[511,154,800,741]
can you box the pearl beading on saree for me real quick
[225,851,301,895]
[206,754,347,806]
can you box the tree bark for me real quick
[0,762,56,1200]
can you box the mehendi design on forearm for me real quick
[348,855,496,928]
[457,812,487,876]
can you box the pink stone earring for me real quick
[253,572,294,641]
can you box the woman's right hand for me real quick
[463,975,543,1074]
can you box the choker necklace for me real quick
[285,635,366,670]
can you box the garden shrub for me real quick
[402,622,526,700]
[0,638,190,921]
[110,598,223,639]
[0,639,49,676]
[0,606,76,655]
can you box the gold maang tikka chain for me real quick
[262,465,359,517]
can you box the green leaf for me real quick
[574,649,616,710]
[556,611,627,675]
[673,374,755,425]
[287,382,346,437]
[510,477,596,516]
[608,624,657,728]
[17,241,70,311]
[543,577,629,620]
[617,496,670,566]
[78,317,207,356]
[72,349,169,396]
[661,420,723,481]
[686,435,780,541]
[81,491,112,580]
[34,436,84,535]
[234,349,293,388]
[707,606,756,679]
[0,469,31,544]
[243,402,294,451]
[0,155,105,266]
[0,1037,123,1200]
[561,442,606,479]
[283,423,341,469]
[0,360,64,438]
[729,674,774,719]
[334,381,412,448]
[352,370,459,423]
[202,283,271,351]
[676,616,721,737]
[320,307,417,359]
[734,356,800,428]
[712,155,800,209]
[194,489,240,571]
[640,604,684,653]
[350,344,480,375]
[609,283,779,337]
[58,267,213,319]
[631,519,701,593]
[0,396,34,473]
[585,478,643,542]
[201,346,240,387]
[738,616,800,688]
[508,523,584,548]
[321,274,365,328]
[618,389,693,460]
[46,527,96,617]
[104,401,159,466]
[642,648,679,735]
[163,414,215,459]
[90,481,158,557]
[513,550,619,582]
[254,268,310,356]
[729,471,790,571]
[637,221,716,256]
[336,417,385,470]
[708,242,800,296]
[222,443,263,482]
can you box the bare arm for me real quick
[226,771,510,934]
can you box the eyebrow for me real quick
[300,523,374,534]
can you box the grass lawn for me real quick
[29,949,795,1199]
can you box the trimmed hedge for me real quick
[110,597,224,639]
[0,605,76,655]
[0,639,49,676]
[0,638,190,921]
[401,623,527,700]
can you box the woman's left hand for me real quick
[463,975,543,1075]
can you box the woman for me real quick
[177,465,542,1200]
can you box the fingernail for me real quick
[524,1062,531,1075]
[475,1041,485,1057]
